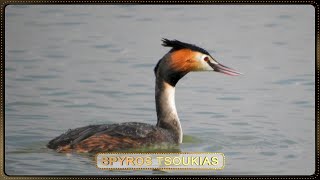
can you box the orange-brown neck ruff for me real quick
[156,49,199,87]
[169,49,198,73]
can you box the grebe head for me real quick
[154,38,242,86]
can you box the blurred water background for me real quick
[4,5,315,175]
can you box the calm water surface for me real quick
[5,5,315,175]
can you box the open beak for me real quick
[208,61,242,76]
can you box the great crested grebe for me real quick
[47,39,241,153]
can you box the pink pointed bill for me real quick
[206,59,242,76]
[213,63,242,76]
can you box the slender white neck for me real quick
[155,77,183,143]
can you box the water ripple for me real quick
[25,75,59,79]
[63,103,107,109]
[8,50,26,53]
[93,44,114,49]
[272,78,307,85]
[7,101,49,107]
[45,54,67,59]
[55,22,84,26]
[78,79,96,83]
[46,91,71,96]
[217,97,242,101]
[10,58,42,62]
[260,151,277,156]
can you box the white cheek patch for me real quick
[196,54,215,71]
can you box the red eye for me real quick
[204,56,209,62]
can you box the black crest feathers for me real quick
[161,38,210,55]
[154,39,212,75]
